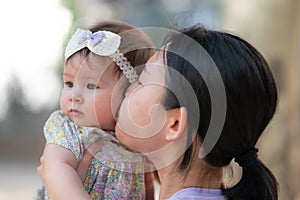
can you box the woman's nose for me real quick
[125,82,138,97]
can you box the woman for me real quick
[39,25,279,200]
[115,25,278,199]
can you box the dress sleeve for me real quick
[43,110,84,160]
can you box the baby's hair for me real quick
[161,25,278,200]
[88,21,155,72]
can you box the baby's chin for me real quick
[72,119,95,127]
[62,111,98,127]
[75,120,116,131]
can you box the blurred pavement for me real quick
[0,160,41,200]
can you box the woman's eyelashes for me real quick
[133,80,143,88]
[137,81,143,86]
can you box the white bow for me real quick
[64,28,138,83]
[64,28,121,59]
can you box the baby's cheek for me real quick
[59,93,68,112]
[94,98,116,130]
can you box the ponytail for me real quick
[223,158,278,200]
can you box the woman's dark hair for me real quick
[162,25,278,199]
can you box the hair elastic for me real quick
[234,148,258,167]
[64,28,138,83]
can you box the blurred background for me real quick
[0,0,299,199]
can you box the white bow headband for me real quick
[65,28,138,83]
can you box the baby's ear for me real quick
[165,107,188,141]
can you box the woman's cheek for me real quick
[128,97,151,127]
[116,97,139,138]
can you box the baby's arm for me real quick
[41,143,91,200]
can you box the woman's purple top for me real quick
[168,188,226,200]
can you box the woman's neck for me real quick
[157,158,223,199]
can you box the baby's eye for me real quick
[65,81,73,88]
[87,83,99,90]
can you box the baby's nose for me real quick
[70,88,84,104]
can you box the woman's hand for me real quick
[37,155,47,186]
[37,144,92,200]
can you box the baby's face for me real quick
[60,52,125,130]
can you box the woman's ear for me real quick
[165,107,188,141]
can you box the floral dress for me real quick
[34,110,145,200]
